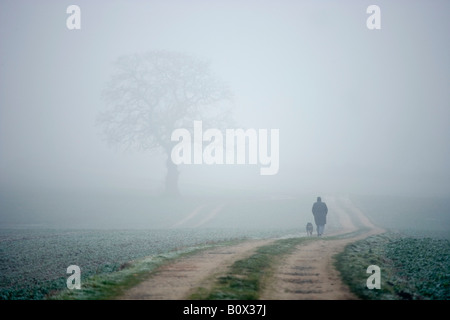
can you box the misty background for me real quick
[0,0,449,229]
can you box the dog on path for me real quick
[306,222,314,236]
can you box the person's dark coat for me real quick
[312,199,328,225]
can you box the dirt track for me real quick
[119,196,383,300]
[119,239,274,300]
[260,196,384,299]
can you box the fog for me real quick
[0,1,449,228]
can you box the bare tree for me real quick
[98,51,233,196]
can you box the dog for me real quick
[306,222,314,236]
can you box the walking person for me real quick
[312,197,328,236]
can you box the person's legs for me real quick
[317,225,325,236]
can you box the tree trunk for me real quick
[165,155,180,197]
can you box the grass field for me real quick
[1,193,449,300]
[0,227,293,300]
[335,233,450,300]
[335,195,450,300]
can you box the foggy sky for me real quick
[1,0,449,204]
